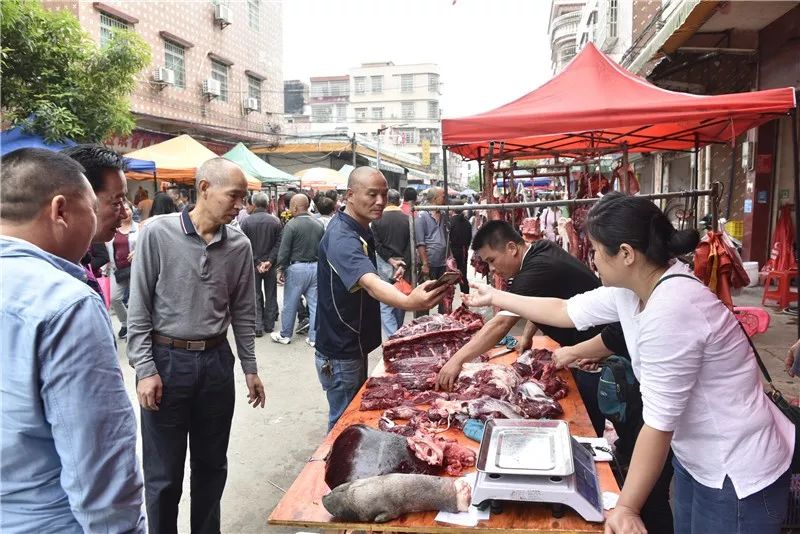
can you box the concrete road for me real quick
[113,281,800,533]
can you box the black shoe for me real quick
[118,326,127,339]
[296,320,310,334]
[255,329,264,337]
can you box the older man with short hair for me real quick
[127,157,266,534]
[0,148,145,533]
[241,192,282,336]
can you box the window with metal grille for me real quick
[355,108,367,121]
[372,107,384,120]
[401,74,413,93]
[335,104,347,121]
[427,101,438,119]
[401,102,415,119]
[248,0,260,30]
[211,60,229,102]
[608,0,618,38]
[248,76,261,110]
[100,12,131,47]
[427,73,439,93]
[164,40,186,89]
[370,75,383,93]
[354,77,366,94]
[312,105,332,122]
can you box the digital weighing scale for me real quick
[471,419,604,523]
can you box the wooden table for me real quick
[269,337,620,533]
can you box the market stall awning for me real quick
[125,134,260,189]
[442,43,796,160]
[223,143,298,184]
[295,167,348,191]
[1,127,157,174]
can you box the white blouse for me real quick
[566,262,793,498]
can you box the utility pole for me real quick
[376,125,389,170]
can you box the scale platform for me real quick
[471,419,604,523]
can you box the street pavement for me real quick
[111,277,800,533]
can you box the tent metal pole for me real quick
[621,142,629,194]
[790,106,800,338]
[351,134,356,167]
[711,181,720,232]
[726,137,737,220]
[693,134,700,229]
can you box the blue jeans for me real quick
[379,302,405,337]
[315,351,366,431]
[280,263,318,342]
[672,457,790,533]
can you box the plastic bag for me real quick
[394,278,412,295]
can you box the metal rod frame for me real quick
[413,187,716,213]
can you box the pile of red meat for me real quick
[363,307,568,429]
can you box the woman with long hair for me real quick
[465,192,793,534]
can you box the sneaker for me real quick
[255,329,264,338]
[296,319,310,334]
[305,337,316,348]
[270,332,291,345]
[118,326,127,339]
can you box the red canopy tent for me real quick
[442,43,796,160]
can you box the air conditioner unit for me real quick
[153,67,175,85]
[214,4,232,26]
[203,78,222,97]
[244,97,259,111]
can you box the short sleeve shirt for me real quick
[316,209,382,360]
[507,240,605,347]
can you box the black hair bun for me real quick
[668,229,700,255]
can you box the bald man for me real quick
[127,157,266,533]
[0,148,145,533]
[315,166,447,430]
[272,192,324,346]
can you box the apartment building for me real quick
[309,75,351,134]
[43,0,283,152]
[549,0,586,73]
[305,62,443,172]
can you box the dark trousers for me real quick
[141,341,236,534]
[451,245,470,293]
[255,267,278,332]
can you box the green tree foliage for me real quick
[1,0,151,142]
[468,173,481,192]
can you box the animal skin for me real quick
[322,473,471,523]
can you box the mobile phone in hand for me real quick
[428,271,460,290]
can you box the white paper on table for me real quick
[602,491,620,511]
[435,472,491,527]
[574,436,613,462]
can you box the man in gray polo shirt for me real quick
[127,158,266,534]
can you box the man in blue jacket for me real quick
[0,148,144,533]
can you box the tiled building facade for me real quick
[43,1,283,152]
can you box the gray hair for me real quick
[252,192,269,208]
[195,157,243,190]
[1,148,89,222]
[387,188,401,206]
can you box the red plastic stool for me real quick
[733,306,771,337]
[762,269,799,310]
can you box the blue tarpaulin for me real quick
[0,127,156,174]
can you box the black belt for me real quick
[152,332,227,351]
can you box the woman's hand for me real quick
[604,505,647,534]
[552,346,582,369]
[463,282,494,307]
